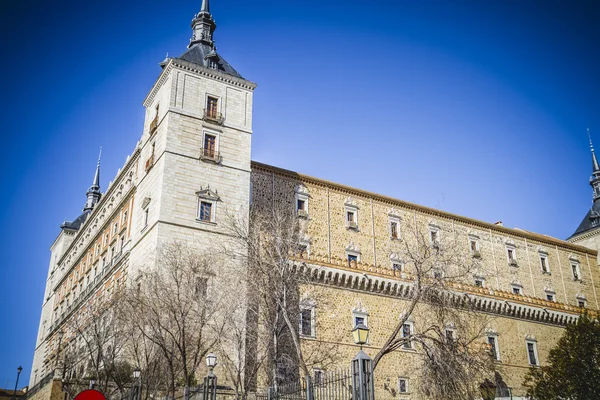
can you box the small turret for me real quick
[83,149,102,212]
[189,0,217,48]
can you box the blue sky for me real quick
[0,0,598,386]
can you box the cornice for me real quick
[568,227,600,244]
[290,254,592,326]
[142,61,174,108]
[251,161,597,256]
[56,148,140,273]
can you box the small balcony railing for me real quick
[471,250,481,259]
[203,109,224,125]
[297,209,308,218]
[346,221,358,230]
[145,155,154,172]
[200,148,222,163]
[509,258,518,266]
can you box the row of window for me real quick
[300,307,541,368]
[297,198,585,282]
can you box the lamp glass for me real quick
[352,323,369,345]
[90,378,96,385]
[206,353,217,368]
[17,366,23,373]
[133,368,141,379]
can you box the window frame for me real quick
[398,377,409,394]
[198,200,214,223]
[511,284,522,295]
[205,95,220,119]
[296,192,309,218]
[487,334,501,361]
[299,305,316,338]
[389,216,401,240]
[196,187,220,224]
[539,252,550,274]
[526,339,539,366]
[571,262,582,281]
[401,321,414,350]
[506,245,517,265]
[345,207,358,230]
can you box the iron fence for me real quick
[257,368,353,400]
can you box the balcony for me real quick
[297,209,308,219]
[203,109,224,125]
[347,221,358,230]
[149,117,158,136]
[509,258,518,267]
[145,155,154,172]
[471,250,481,259]
[199,148,222,163]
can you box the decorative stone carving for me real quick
[295,184,310,196]
[196,185,220,201]
[344,197,358,208]
[346,241,360,254]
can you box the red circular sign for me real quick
[74,390,106,400]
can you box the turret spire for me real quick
[83,148,102,212]
[189,0,217,48]
[201,0,210,13]
[589,128,600,173]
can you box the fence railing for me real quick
[257,368,353,400]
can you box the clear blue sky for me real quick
[0,0,598,387]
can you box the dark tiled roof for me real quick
[569,201,600,239]
[60,210,91,231]
[178,44,243,79]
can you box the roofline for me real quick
[251,161,597,256]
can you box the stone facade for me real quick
[29,3,600,400]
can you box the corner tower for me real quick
[129,0,256,269]
[568,130,600,252]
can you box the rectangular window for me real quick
[434,270,442,280]
[113,223,118,235]
[390,221,398,239]
[354,316,365,327]
[402,323,412,349]
[445,329,455,342]
[300,308,313,337]
[313,369,324,385]
[470,240,478,252]
[571,263,580,280]
[392,263,402,272]
[203,134,217,158]
[512,286,521,295]
[578,300,586,308]
[199,201,213,222]
[475,278,484,287]
[546,294,554,301]
[347,210,356,222]
[488,336,499,361]
[297,199,306,212]
[540,256,549,273]
[527,341,538,366]
[122,211,128,224]
[207,96,219,118]
[398,378,408,393]
[144,208,149,227]
[347,254,358,266]
[430,230,438,244]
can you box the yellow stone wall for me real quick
[251,161,600,398]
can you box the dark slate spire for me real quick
[569,130,600,239]
[83,149,102,212]
[189,0,217,48]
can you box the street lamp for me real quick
[12,366,22,400]
[202,353,217,400]
[352,323,369,349]
[130,368,141,400]
[351,325,374,400]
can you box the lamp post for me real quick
[12,366,22,400]
[130,368,141,400]
[351,324,374,400]
[202,353,217,400]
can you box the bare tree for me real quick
[124,242,228,399]
[225,205,342,392]
[63,290,132,399]
[373,216,497,399]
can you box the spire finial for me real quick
[589,128,594,151]
[201,0,210,13]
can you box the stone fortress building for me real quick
[29,2,600,399]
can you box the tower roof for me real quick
[83,149,102,212]
[177,0,244,79]
[569,130,600,239]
